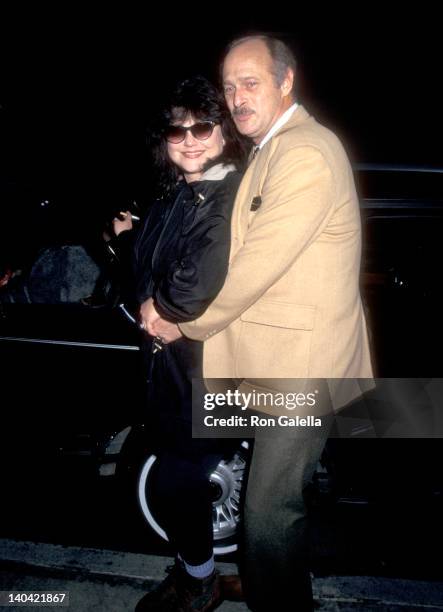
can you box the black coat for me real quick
[132,167,242,453]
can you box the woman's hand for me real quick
[139,298,183,343]
[139,297,161,336]
[113,211,133,236]
[151,318,183,344]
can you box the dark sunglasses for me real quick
[165,121,216,144]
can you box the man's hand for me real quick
[151,317,183,344]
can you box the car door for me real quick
[0,299,144,461]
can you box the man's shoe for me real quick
[135,560,223,612]
[219,574,244,601]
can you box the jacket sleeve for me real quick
[179,146,335,340]
[100,229,136,303]
[106,229,135,266]
[153,179,238,322]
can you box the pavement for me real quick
[1,539,443,611]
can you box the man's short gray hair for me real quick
[225,34,297,96]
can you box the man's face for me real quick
[222,39,294,144]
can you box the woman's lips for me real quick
[182,151,205,158]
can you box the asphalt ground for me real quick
[1,539,443,611]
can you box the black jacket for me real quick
[133,167,242,323]
[128,166,242,449]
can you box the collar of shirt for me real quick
[257,102,298,149]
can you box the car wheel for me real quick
[136,444,248,555]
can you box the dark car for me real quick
[326,164,443,505]
[1,165,442,554]
[356,164,443,377]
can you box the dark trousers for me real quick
[242,425,330,612]
[151,450,224,566]
[141,337,239,566]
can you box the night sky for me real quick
[1,8,442,232]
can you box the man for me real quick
[148,34,373,611]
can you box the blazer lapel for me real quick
[230,105,312,256]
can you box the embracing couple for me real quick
[116,33,372,612]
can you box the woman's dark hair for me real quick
[148,75,248,196]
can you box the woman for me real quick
[113,76,246,612]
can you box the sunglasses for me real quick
[165,121,216,144]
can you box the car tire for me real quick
[136,443,249,555]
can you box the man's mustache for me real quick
[233,107,254,117]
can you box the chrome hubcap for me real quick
[210,452,245,540]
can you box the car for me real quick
[356,164,443,377]
[1,165,443,553]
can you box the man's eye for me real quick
[224,85,234,95]
[246,81,257,89]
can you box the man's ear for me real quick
[281,68,295,97]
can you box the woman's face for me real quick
[166,114,225,183]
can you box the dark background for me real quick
[1,9,443,577]
[1,8,442,233]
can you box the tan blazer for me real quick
[180,106,373,408]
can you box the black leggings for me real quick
[150,450,224,565]
[141,338,237,564]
